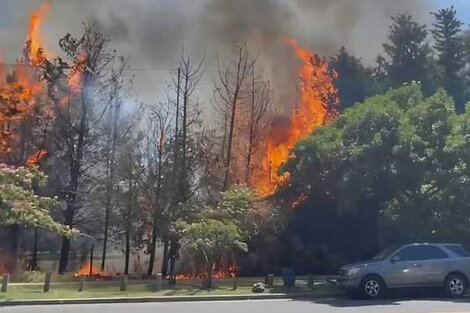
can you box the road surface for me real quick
[1,299,470,313]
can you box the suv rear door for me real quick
[384,245,447,287]
[384,245,427,287]
[413,245,449,285]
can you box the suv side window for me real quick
[393,245,448,262]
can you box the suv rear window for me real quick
[393,245,448,261]
[445,245,470,257]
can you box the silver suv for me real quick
[338,243,470,299]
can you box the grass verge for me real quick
[0,278,343,302]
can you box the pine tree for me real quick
[431,6,466,113]
[377,14,433,93]
[330,46,377,111]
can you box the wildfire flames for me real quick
[0,3,53,165]
[253,38,338,196]
[75,261,105,277]
[27,3,52,65]
[175,265,238,280]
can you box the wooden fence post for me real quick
[120,274,128,291]
[1,274,9,292]
[232,276,238,290]
[78,275,85,292]
[156,273,162,291]
[308,275,314,287]
[43,272,51,293]
[267,274,274,288]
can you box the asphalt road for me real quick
[2,299,470,313]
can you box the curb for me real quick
[0,292,320,306]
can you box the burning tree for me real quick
[42,23,127,274]
[0,3,53,167]
[252,38,339,196]
[140,103,173,277]
[214,44,255,190]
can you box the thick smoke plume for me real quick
[0,0,431,105]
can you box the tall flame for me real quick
[27,2,52,65]
[254,38,338,196]
[0,2,53,164]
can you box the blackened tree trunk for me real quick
[168,238,179,284]
[124,222,131,275]
[59,74,88,274]
[146,112,166,277]
[161,238,169,276]
[58,203,76,274]
[147,222,158,276]
[101,84,121,273]
[6,224,20,273]
[214,45,252,190]
[30,227,38,271]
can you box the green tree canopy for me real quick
[431,6,466,113]
[330,46,380,111]
[377,14,434,94]
[281,82,470,244]
[0,164,76,237]
[179,216,247,288]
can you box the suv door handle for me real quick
[413,263,422,267]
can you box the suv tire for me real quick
[359,275,386,299]
[444,273,467,298]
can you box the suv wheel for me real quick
[359,275,386,299]
[444,273,467,298]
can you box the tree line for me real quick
[1,5,470,277]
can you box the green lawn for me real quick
[0,277,343,301]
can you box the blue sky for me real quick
[434,0,470,24]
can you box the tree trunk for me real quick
[89,244,94,276]
[31,227,38,271]
[180,72,189,200]
[175,67,181,139]
[168,238,178,285]
[101,202,110,272]
[147,223,158,277]
[58,236,71,274]
[245,69,256,184]
[58,74,89,274]
[124,223,130,275]
[124,168,133,276]
[102,88,120,272]
[206,265,213,289]
[6,224,20,273]
[222,47,246,190]
[222,91,239,190]
[58,204,74,274]
[161,238,169,277]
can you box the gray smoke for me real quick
[0,0,433,107]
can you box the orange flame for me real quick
[27,2,52,65]
[0,3,54,163]
[68,53,87,95]
[75,261,105,276]
[26,149,48,167]
[253,38,338,196]
[175,265,238,280]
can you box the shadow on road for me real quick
[296,288,470,308]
